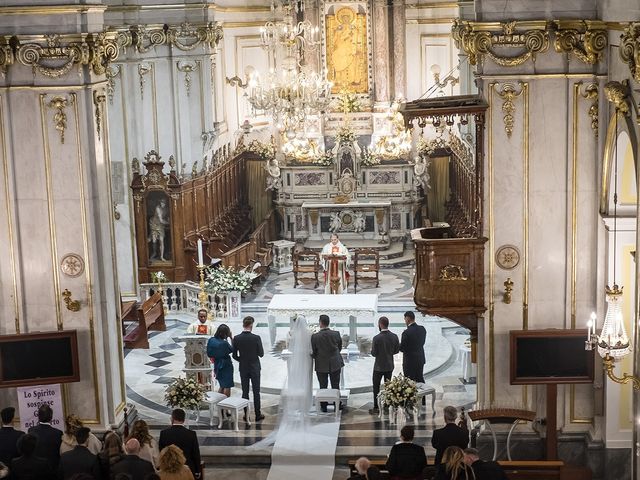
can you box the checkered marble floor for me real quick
[124,269,476,462]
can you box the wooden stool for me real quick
[416,383,436,416]
[206,391,228,426]
[217,397,251,431]
[314,388,341,415]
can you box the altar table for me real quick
[266,293,378,346]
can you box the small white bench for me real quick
[206,391,228,426]
[416,383,436,416]
[217,397,251,430]
[314,388,341,415]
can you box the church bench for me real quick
[120,297,138,335]
[123,291,166,349]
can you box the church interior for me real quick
[1,0,640,479]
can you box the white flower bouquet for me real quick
[247,139,277,161]
[335,125,357,145]
[164,376,206,410]
[205,266,253,294]
[151,271,167,283]
[379,374,418,411]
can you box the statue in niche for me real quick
[147,192,171,262]
[265,157,282,191]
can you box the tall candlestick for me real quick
[197,239,204,266]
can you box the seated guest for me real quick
[434,446,475,480]
[128,420,159,470]
[60,414,102,455]
[463,448,507,480]
[28,404,63,470]
[11,433,54,479]
[0,407,24,466]
[57,427,101,479]
[348,457,381,480]
[386,425,427,480]
[111,438,155,479]
[157,445,194,480]
[98,430,124,478]
[431,406,469,466]
[186,309,213,336]
[206,324,234,397]
[158,409,200,479]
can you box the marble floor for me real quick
[124,268,477,470]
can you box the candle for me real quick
[590,312,597,337]
[587,319,593,342]
[197,239,204,266]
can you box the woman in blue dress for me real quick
[207,324,234,397]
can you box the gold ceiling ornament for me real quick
[47,95,73,144]
[604,80,630,116]
[553,20,607,65]
[12,32,118,78]
[452,19,550,67]
[579,82,599,136]
[495,83,524,137]
[620,23,640,82]
[116,22,223,54]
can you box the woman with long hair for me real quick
[127,419,159,470]
[157,445,194,480]
[206,323,234,397]
[98,430,125,478]
[60,414,102,455]
[434,446,476,480]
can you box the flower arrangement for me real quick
[312,151,334,166]
[336,91,361,113]
[205,266,254,294]
[151,271,167,284]
[335,125,357,145]
[360,148,381,167]
[164,376,207,410]
[247,139,277,161]
[379,374,418,411]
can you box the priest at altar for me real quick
[187,309,214,335]
[321,233,351,294]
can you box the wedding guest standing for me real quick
[127,419,159,469]
[0,407,24,467]
[158,409,200,479]
[232,316,265,421]
[432,406,469,466]
[28,404,63,470]
[206,324,234,397]
[311,315,344,412]
[399,311,426,383]
[369,316,400,415]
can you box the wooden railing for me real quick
[447,152,477,237]
[220,210,275,273]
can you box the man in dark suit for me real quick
[111,438,155,479]
[369,316,400,415]
[464,447,508,480]
[0,407,24,467]
[400,311,426,383]
[57,427,101,479]
[386,425,427,479]
[159,408,201,478]
[431,406,469,465]
[232,316,265,421]
[27,404,63,470]
[311,314,344,412]
[11,434,53,479]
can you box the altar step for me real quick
[302,240,413,268]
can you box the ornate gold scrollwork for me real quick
[105,64,121,104]
[621,23,640,82]
[578,83,599,136]
[177,60,198,97]
[553,21,607,65]
[438,264,468,281]
[47,95,72,144]
[0,36,14,76]
[62,289,81,312]
[117,22,223,54]
[495,83,524,137]
[604,80,630,116]
[138,63,152,99]
[93,89,106,141]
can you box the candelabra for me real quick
[197,264,208,311]
[430,64,459,95]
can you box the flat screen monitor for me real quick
[0,330,80,387]
[510,329,594,385]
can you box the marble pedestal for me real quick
[270,240,296,273]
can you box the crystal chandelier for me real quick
[368,102,412,162]
[247,0,332,138]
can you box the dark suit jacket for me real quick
[472,459,509,480]
[0,426,24,466]
[433,463,476,480]
[11,455,54,480]
[158,425,201,476]
[400,322,426,366]
[386,442,427,478]
[110,454,155,480]
[58,446,101,479]
[431,423,469,465]
[232,331,264,372]
[27,423,63,469]
[311,328,344,373]
[371,330,400,372]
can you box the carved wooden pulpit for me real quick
[323,254,348,294]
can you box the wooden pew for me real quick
[123,292,166,349]
[120,297,138,335]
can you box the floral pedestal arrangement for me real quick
[378,374,418,426]
[165,377,207,426]
[205,266,255,321]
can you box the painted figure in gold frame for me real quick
[326,6,368,94]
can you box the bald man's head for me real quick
[124,438,141,455]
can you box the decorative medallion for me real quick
[60,253,85,278]
[495,244,521,270]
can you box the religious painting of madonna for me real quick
[146,191,172,264]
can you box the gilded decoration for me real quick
[176,61,198,97]
[47,95,72,144]
[452,19,607,67]
[604,81,630,116]
[495,244,521,270]
[495,83,524,137]
[116,22,223,54]
[579,83,599,136]
[93,90,106,141]
[621,23,640,82]
[438,264,468,281]
[326,6,368,94]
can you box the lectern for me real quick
[322,254,348,294]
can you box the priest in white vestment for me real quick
[321,233,351,294]
[187,308,214,335]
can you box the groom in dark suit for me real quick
[400,311,426,383]
[369,316,400,414]
[232,316,265,421]
[311,314,344,412]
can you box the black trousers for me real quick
[240,365,261,415]
[316,369,341,410]
[372,370,393,408]
[403,362,425,383]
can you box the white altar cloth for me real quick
[266,294,378,346]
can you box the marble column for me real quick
[372,0,390,103]
[391,0,406,100]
